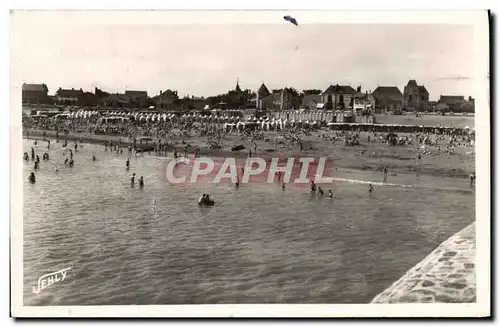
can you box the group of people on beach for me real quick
[25,109,476,196]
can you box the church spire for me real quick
[235,78,241,92]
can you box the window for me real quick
[408,95,413,102]
[421,96,425,101]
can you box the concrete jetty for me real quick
[371,223,476,303]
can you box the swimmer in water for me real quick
[282,182,285,190]
[310,180,317,193]
[198,193,206,204]
[92,155,96,162]
[34,161,39,170]
[126,159,130,169]
[68,159,74,167]
[55,168,59,173]
[28,172,36,183]
[328,190,333,198]
[34,140,38,146]
[131,173,136,187]
[139,176,144,189]
[64,158,69,165]
[369,184,374,193]
[23,152,29,161]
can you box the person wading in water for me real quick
[131,173,136,187]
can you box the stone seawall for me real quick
[371,223,476,303]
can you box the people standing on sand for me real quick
[23,152,29,161]
[47,140,50,150]
[139,176,144,189]
[34,140,38,146]
[69,149,73,160]
[36,155,40,164]
[92,155,96,162]
[31,147,35,161]
[34,161,39,170]
[469,172,476,186]
[63,140,67,148]
[328,190,333,198]
[74,142,78,151]
[369,184,374,193]
[126,159,130,170]
[43,153,49,160]
[318,187,324,196]
[131,173,136,187]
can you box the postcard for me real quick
[10,10,490,318]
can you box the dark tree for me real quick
[302,89,322,95]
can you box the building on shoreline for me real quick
[152,90,178,110]
[371,86,404,112]
[56,88,85,105]
[403,79,430,112]
[22,83,50,104]
[352,91,376,114]
[436,95,475,113]
[255,83,271,110]
[321,84,357,110]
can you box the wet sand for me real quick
[24,128,475,179]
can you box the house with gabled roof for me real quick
[152,89,178,110]
[321,84,357,110]
[22,83,50,104]
[403,79,430,111]
[372,86,404,112]
[255,83,271,110]
[257,86,293,111]
[56,87,85,105]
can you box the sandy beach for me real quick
[24,128,475,179]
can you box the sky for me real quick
[11,15,477,101]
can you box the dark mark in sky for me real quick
[284,15,298,26]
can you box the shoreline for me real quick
[23,129,474,179]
